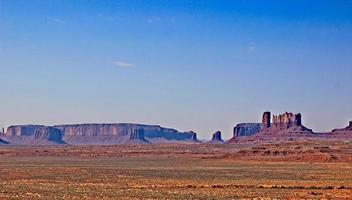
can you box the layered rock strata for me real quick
[2,125,65,145]
[0,124,198,145]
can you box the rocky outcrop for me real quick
[207,131,224,144]
[272,112,302,129]
[2,125,65,145]
[259,112,314,138]
[262,112,271,130]
[229,112,315,143]
[233,123,261,138]
[189,131,198,142]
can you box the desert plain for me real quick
[0,141,351,200]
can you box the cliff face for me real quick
[125,128,150,144]
[262,112,271,130]
[54,124,143,145]
[0,123,197,145]
[3,125,65,145]
[272,112,302,129]
[55,123,197,145]
[233,123,261,138]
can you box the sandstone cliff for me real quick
[123,128,150,144]
[233,123,261,138]
[261,112,271,130]
[226,123,261,143]
[54,123,197,145]
[2,125,65,145]
[272,112,302,129]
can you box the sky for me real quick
[0,0,351,139]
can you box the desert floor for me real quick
[0,142,351,199]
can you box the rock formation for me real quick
[259,112,314,138]
[55,124,197,145]
[272,112,302,129]
[2,125,65,145]
[140,126,198,143]
[262,112,271,130]
[226,123,261,143]
[207,131,224,144]
[189,131,198,142]
[233,123,261,138]
[0,123,197,145]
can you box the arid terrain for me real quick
[0,141,351,199]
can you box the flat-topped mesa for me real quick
[208,131,224,144]
[3,125,65,145]
[0,124,197,145]
[54,124,197,144]
[272,112,302,129]
[233,123,261,138]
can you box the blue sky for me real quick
[0,0,351,139]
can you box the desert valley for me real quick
[1,1,352,199]
[0,111,351,199]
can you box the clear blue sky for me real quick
[0,0,351,139]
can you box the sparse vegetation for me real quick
[0,141,351,199]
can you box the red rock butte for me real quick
[259,111,313,136]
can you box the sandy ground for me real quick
[0,141,351,199]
